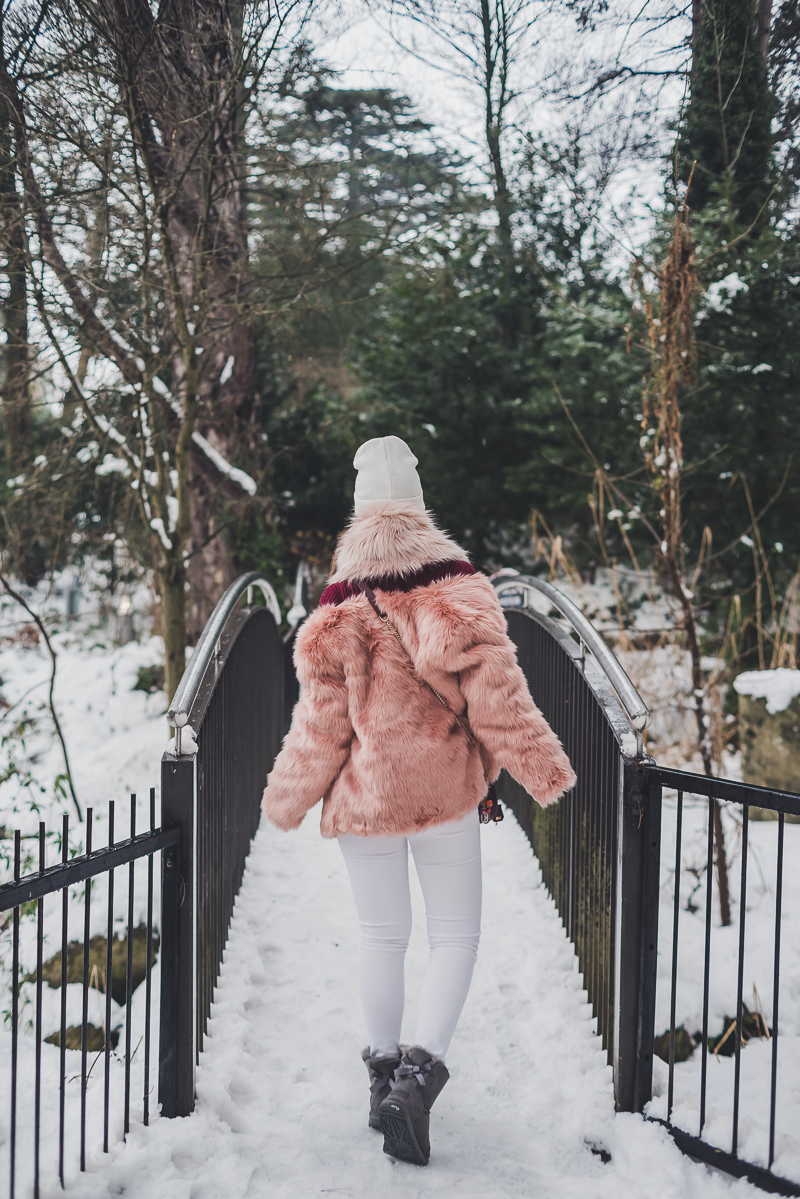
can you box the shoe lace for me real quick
[394,1059,431,1087]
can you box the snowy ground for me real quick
[61,811,763,1199]
[0,581,170,1197]
[0,581,166,852]
[648,795,800,1181]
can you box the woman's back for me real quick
[263,502,575,838]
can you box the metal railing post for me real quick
[614,759,661,1111]
[159,754,195,1117]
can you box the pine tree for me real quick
[679,0,773,229]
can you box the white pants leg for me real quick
[338,809,482,1060]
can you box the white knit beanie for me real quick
[353,436,425,516]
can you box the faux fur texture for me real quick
[329,502,470,583]
[262,505,577,838]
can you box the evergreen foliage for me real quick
[678,0,774,228]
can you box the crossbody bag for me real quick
[356,581,503,825]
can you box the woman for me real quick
[262,436,576,1167]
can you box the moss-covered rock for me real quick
[29,924,159,1005]
[654,1025,695,1064]
[45,1024,119,1052]
[736,678,800,816]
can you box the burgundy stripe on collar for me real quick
[319,559,476,607]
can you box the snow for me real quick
[93,373,257,500]
[66,812,762,1198]
[93,414,132,451]
[648,795,800,1180]
[191,432,257,496]
[150,517,173,550]
[165,723,198,756]
[76,440,100,464]
[151,376,174,403]
[620,731,639,757]
[96,454,131,477]
[0,584,168,841]
[704,273,749,312]
[733,669,800,714]
[108,328,137,357]
[166,495,179,533]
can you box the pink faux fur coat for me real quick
[262,504,576,838]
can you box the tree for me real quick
[380,1,549,255]
[0,0,310,699]
[770,0,800,191]
[0,68,29,461]
[243,84,471,578]
[351,222,549,567]
[679,0,774,229]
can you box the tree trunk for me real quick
[100,0,266,638]
[692,0,703,45]
[479,0,514,253]
[186,449,240,635]
[0,87,30,461]
[756,0,773,63]
[160,557,188,707]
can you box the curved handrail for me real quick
[492,573,652,734]
[168,571,281,730]
[286,559,310,630]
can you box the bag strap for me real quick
[357,582,477,748]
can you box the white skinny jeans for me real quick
[338,809,482,1061]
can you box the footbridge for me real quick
[1,570,797,1197]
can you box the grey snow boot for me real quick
[378,1046,450,1166]
[362,1047,403,1130]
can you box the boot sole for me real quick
[378,1099,429,1166]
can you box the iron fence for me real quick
[643,766,800,1198]
[493,575,800,1195]
[0,793,178,1198]
[493,593,659,1112]
[0,571,290,1194]
[160,573,286,1116]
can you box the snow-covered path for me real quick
[77,810,760,1199]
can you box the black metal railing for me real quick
[643,767,800,1198]
[0,794,178,1198]
[159,572,286,1116]
[492,574,800,1194]
[0,570,292,1195]
[492,577,659,1112]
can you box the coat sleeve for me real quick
[261,611,352,831]
[427,581,576,807]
